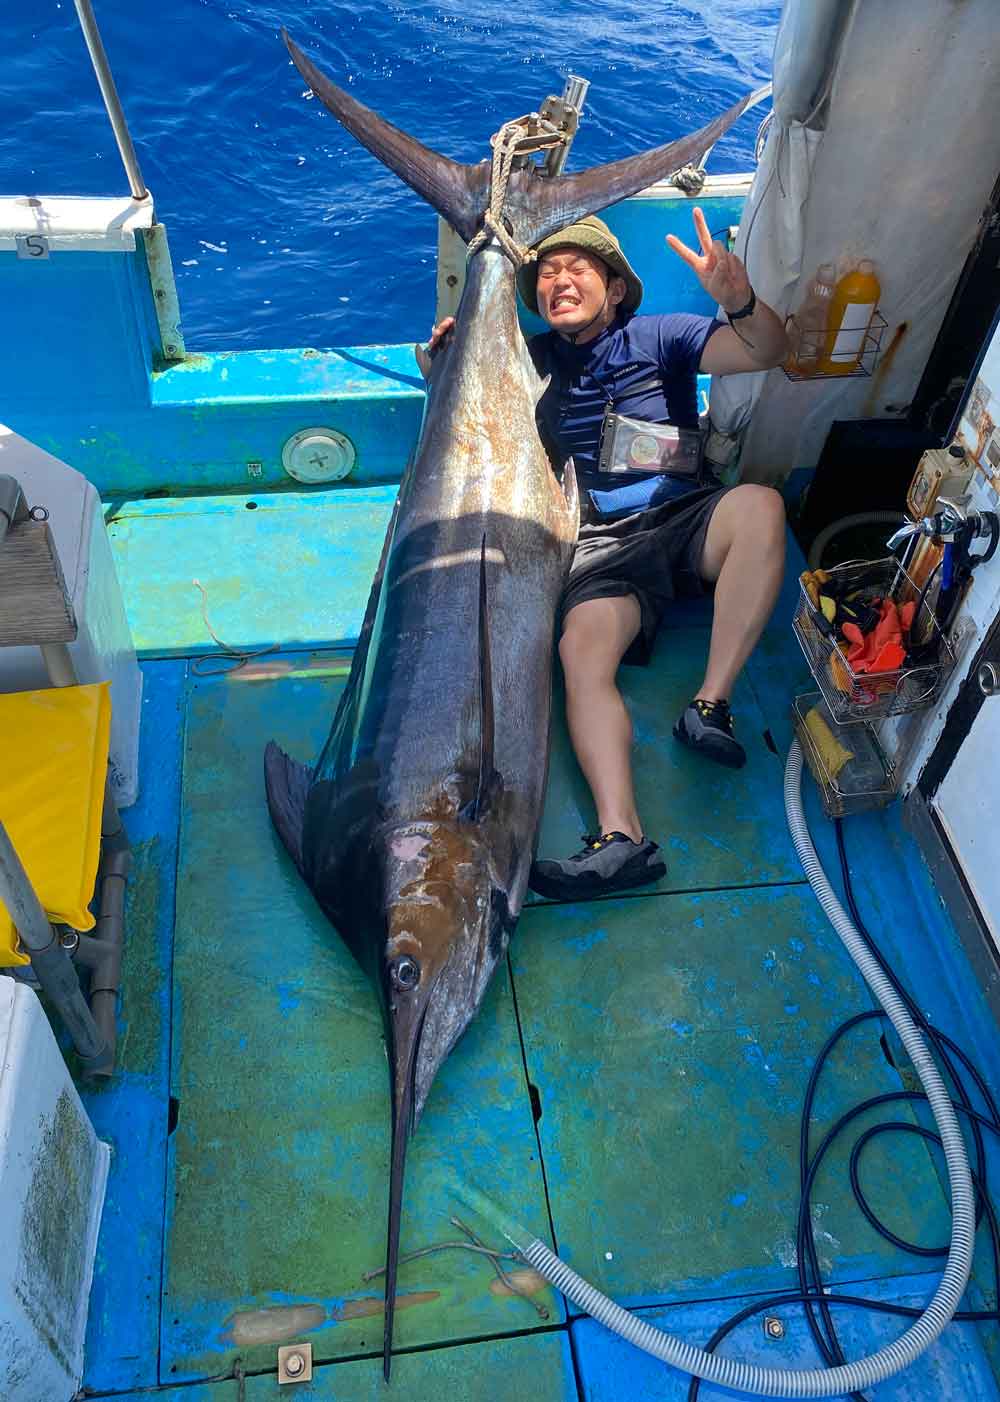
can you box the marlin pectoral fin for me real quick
[562,457,580,535]
[264,741,311,874]
[283,30,490,241]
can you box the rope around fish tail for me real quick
[466,116,564,267]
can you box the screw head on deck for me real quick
[763,1315,786,1340]
[277,1342,313,1383]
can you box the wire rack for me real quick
[783,311,887,382]
[793,557,955,723]
[792,693,897,819]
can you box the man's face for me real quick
[535,247,626,337]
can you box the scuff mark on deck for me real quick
[488,1268,548,1299]
[334,1291,440,1319]
[223,1302,325,1346]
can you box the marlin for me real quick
[265,30,755,1379]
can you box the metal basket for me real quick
[783,310,887,381]
[792,557,955,723]
[792,693,897,819]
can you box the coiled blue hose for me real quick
[471,740,976,1396]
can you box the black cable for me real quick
[686,818,1000,1400]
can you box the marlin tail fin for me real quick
[284,29,760,248]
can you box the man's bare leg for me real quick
[558,594,644,842]
[697,485,786,702]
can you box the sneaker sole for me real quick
[672,721,747,770]
[528,858,667,903]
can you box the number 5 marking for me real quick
[16,235,50,260]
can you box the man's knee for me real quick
[729,484,786,542]
[559,596,641,681]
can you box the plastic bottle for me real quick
[821,259,881,375]
[790,263,836,372]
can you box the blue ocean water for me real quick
[5,1,779,352]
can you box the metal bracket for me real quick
[141,222,186,364]
[277,1342,313,1384]
[539,74,590,178]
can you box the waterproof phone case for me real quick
[597,412,703,478]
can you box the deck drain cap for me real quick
[282,427,355,483]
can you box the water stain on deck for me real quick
[224,1302,326,1346]
[335,1291,441,1319]
[222,1289,441,1344]
[487,1268,548,1299]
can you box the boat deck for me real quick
[76,489,1000,1400]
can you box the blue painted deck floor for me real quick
[76,527,1000,1401]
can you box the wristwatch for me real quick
[726,288,756,322]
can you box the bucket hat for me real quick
[516,215,643,315]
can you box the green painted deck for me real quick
[105,486,398,656]
[76,520,1000,1400]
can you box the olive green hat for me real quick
[516,214,643,316]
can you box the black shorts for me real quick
[562,479,733,666]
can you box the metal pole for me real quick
[561,74,590,113]
[543,74,590,180]
[40,641,78,688]
[72,0,149,201]
[0,819,56,956]
[0,817,110,1069]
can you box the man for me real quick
[419,208,788,899]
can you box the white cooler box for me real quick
[0,424,141,807]
[0,978,110,1401]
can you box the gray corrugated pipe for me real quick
[806,511,906,571]
[461,741,975,1396]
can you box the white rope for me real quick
[466,117,565,267]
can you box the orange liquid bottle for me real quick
[821,259,880,375]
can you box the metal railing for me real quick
[72,0,148,201]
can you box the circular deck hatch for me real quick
[281,428,356,483]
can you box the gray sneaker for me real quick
[529,832,666,901]
[673,698,747,769]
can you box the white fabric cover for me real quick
[710,0,1000,485]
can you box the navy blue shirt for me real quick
[531,311,723,488]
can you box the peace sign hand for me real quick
[666,206,751,316]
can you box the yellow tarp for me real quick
[0,683,111,966]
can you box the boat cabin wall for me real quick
[890,314,1000,795]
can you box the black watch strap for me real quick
[726,287,757,322]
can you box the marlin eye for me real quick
[390,956,420,991]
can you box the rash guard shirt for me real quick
[530,310,724,490]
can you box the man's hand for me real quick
[666,207,751,316]
[414,316,455,379]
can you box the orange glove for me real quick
[842,600,907,674]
